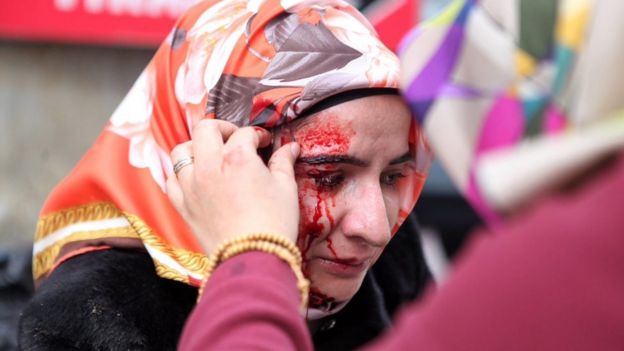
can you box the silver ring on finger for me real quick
[173,156,194,175]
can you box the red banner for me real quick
[0,0,418,48]
[0,0,198,47]
[363,0,420,52]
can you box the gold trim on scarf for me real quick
[152,259,191,285]
[35,202,126,240]
[125,213,209,285]
[33,202,208,286]
[33,226,140,280]
[34,202,136,279]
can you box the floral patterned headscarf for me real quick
[34,0,429,287]
[400,0,624,225]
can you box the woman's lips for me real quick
[314,256,369,277]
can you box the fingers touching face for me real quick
[171,121,271,175]
[167,120,275,217]
[166,119,301,258]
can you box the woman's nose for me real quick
[340,183,391,247]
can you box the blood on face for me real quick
[290,115,356,308]
[293,115,354,260]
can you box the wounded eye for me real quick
[381,172,406,186]
[308,171,345,190]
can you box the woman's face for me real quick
[274,94,414,308]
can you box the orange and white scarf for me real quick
[34,0,428,287]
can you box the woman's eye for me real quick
[381,172,406,186]
[309,172,345,189]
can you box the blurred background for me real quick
[0,0,481,349]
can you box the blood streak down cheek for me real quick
[296,179,338,265]
[298,181,340,310]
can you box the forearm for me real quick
[179,252,313,351]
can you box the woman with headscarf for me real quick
[177,0,624,349]
[18,0,432,349]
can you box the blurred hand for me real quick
[166,119,300,256]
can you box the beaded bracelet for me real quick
[197,233,309,310]
[218,232,302,263]
[203,233,303,278]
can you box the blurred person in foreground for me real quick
[177,0,624,349]
[18,0,433,349]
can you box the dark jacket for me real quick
[19,214,430,351]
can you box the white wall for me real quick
[0,42,152,244]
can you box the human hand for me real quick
[166,119,301,257]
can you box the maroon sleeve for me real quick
[363,155,624,351]
[178,252,313,351]
[180,155,624,351]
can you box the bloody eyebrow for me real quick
[389,152,413,165]
[297,155,367,166]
